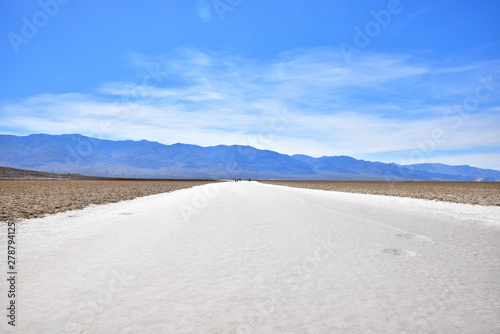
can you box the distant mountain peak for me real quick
[0,133,498,181]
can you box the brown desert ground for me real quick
[262,181,500,206]
[0,166,96,179]
[0,179,215,222]
[2,178,499,223]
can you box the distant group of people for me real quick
[234,179,251,182]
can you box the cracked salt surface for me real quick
[1,182,499,333]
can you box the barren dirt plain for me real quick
[0,179,215,222]
[2,179,499,223]
[262,181,500,206]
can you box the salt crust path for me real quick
[1,181,499,333]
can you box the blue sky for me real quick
[1,0,500,169]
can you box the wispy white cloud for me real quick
[1,47,499,169]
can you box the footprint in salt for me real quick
[395,233,431,242]
[383,248,416,256]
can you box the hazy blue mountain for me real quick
[0,134,499,181]
[404,163,500,182]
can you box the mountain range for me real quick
[0,134,499,181]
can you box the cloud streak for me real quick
[1,47,499,169]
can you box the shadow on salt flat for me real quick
[383,248,416,256]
